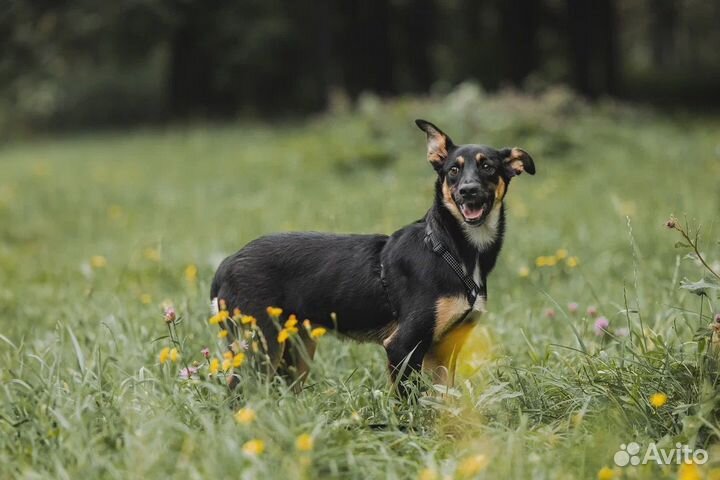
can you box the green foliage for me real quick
[1,91,720,478]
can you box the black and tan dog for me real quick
[210,119,535,392]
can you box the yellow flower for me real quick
[234,407,256,425]
[303,319,312,329]
[295,433,314,452]
[518,266,530,278]
[567,256,579,268]
[242,439,265,456]
[597,466,615,480]
[418,468,438,480]
[535,256,548,267]
[169,348,180,363]
[285,315,298,329]
[678,462,701,480]
[311,327,327,339]
[278,329,290,343]
[184,264,198,282]
[209,358,220,375]
[140,293,152,305]
[159,347,170,364]
[222,358,232,371]
[90,255,107,268]
[650,392,668,408]
[241,315,256,326]
[266,306,283,317]
[545,256,558,267]
[209,310,230,325]
[223,351,234,360]
[457,454,488,477]
[232,308,242,320]
[232,353,245,368]
[555,248,568,260]
[218,329,229,339]
[143,248,160,262]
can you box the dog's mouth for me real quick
[458,201,488,226]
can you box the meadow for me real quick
[1,85,719,479]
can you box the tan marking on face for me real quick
[442,179,465,223]
[492,176,507,211]
[427,134,448,167]
[475,153,486,163]
[456,156,464,167]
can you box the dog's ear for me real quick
[501,147,535,176]
[415,119,454,170]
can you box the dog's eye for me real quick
[448,166,460,177]
[483,163,495,172]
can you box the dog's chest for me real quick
[434,263,486,341]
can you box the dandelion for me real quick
[597,466,615,480]
[159,347,170,364]
[209,309,230,325]
[223,351,233,360]
[311,327,327,339]
[163,306,176,324]
[222,358,232,371]
[587,305,598,317]
[544,308,556,319]
[678,462,701,480]
[518,266,530,278]
[285,315,298,329]
[242,439,265,456]
[90,255,107,268]
[232,353,245,368]
[568,302,579,314]
[535,256,548,267]
[566,256,579,268]
[650,392,668,408]
[184,264,198,282]
[234,407,256,425]
[209,358,220,375]
[179,365,199,380]
[594,316,610,336]
[218,329,229,339]
[140,293,152,305]
[201,347,210,359]
[241,315,257,326]
[457,454,488,477]
[169,348,180,362]
[555,248,568,260]
[295,433,314,452]
[418,468,438,480]
[278,329,290,343]
[266,306,283,317]
[143,247,160,262]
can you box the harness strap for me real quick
[424,228,483,307]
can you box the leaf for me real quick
[680,277,720,296]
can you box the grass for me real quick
[1,85,720,479]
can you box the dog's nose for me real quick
[459,183,481,199]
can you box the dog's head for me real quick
[415,119,535,226]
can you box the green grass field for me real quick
[2,87,720,479]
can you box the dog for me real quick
[210,119,535,392]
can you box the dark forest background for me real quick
[2,0,720,132]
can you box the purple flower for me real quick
[594,316,609,336]
[587,306,598,318]
[163,306,176,324]
[179,366,199,380]
[544,308,556,319]
[568,302,579,314]
[201,347,210,359]
[615,327,629,337]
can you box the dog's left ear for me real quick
[501,147,536,176]
[415,119,454,170]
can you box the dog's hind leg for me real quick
[383,316,433,396]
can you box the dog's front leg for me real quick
[383,316,433,397]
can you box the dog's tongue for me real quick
[461,204,484,220]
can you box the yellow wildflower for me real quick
[418,468,438,480]
[232,353,245,368]
[567,256,579,268]
[159,347,170,364]
[222,358,232,371]
[143,248,160,262]
[242,439,265,456]
[303,319,312,329]
[140,293,152,304]
[285,315,298,329]
[545,256,558,267]
[597,466,615,480]
[266,306,283,317]
[90,255,107,268]
[223,351,234,360]
[518,266,530,278]
[678,462,701,480]
[311,327,327,339]
[457,454,488,477]
[234,407,256,425]
[209,358,220,375]
[218,329,229,339]
[169,348,180,363]
[209,310,230,325]
[278,329,290,343]
[232,308,242,320]
[295,433,314,452]
[555,248,569,260]
[184,264,198,282]
[535,256,548,267]
[650,392,668,408]
[241,315,256,325]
